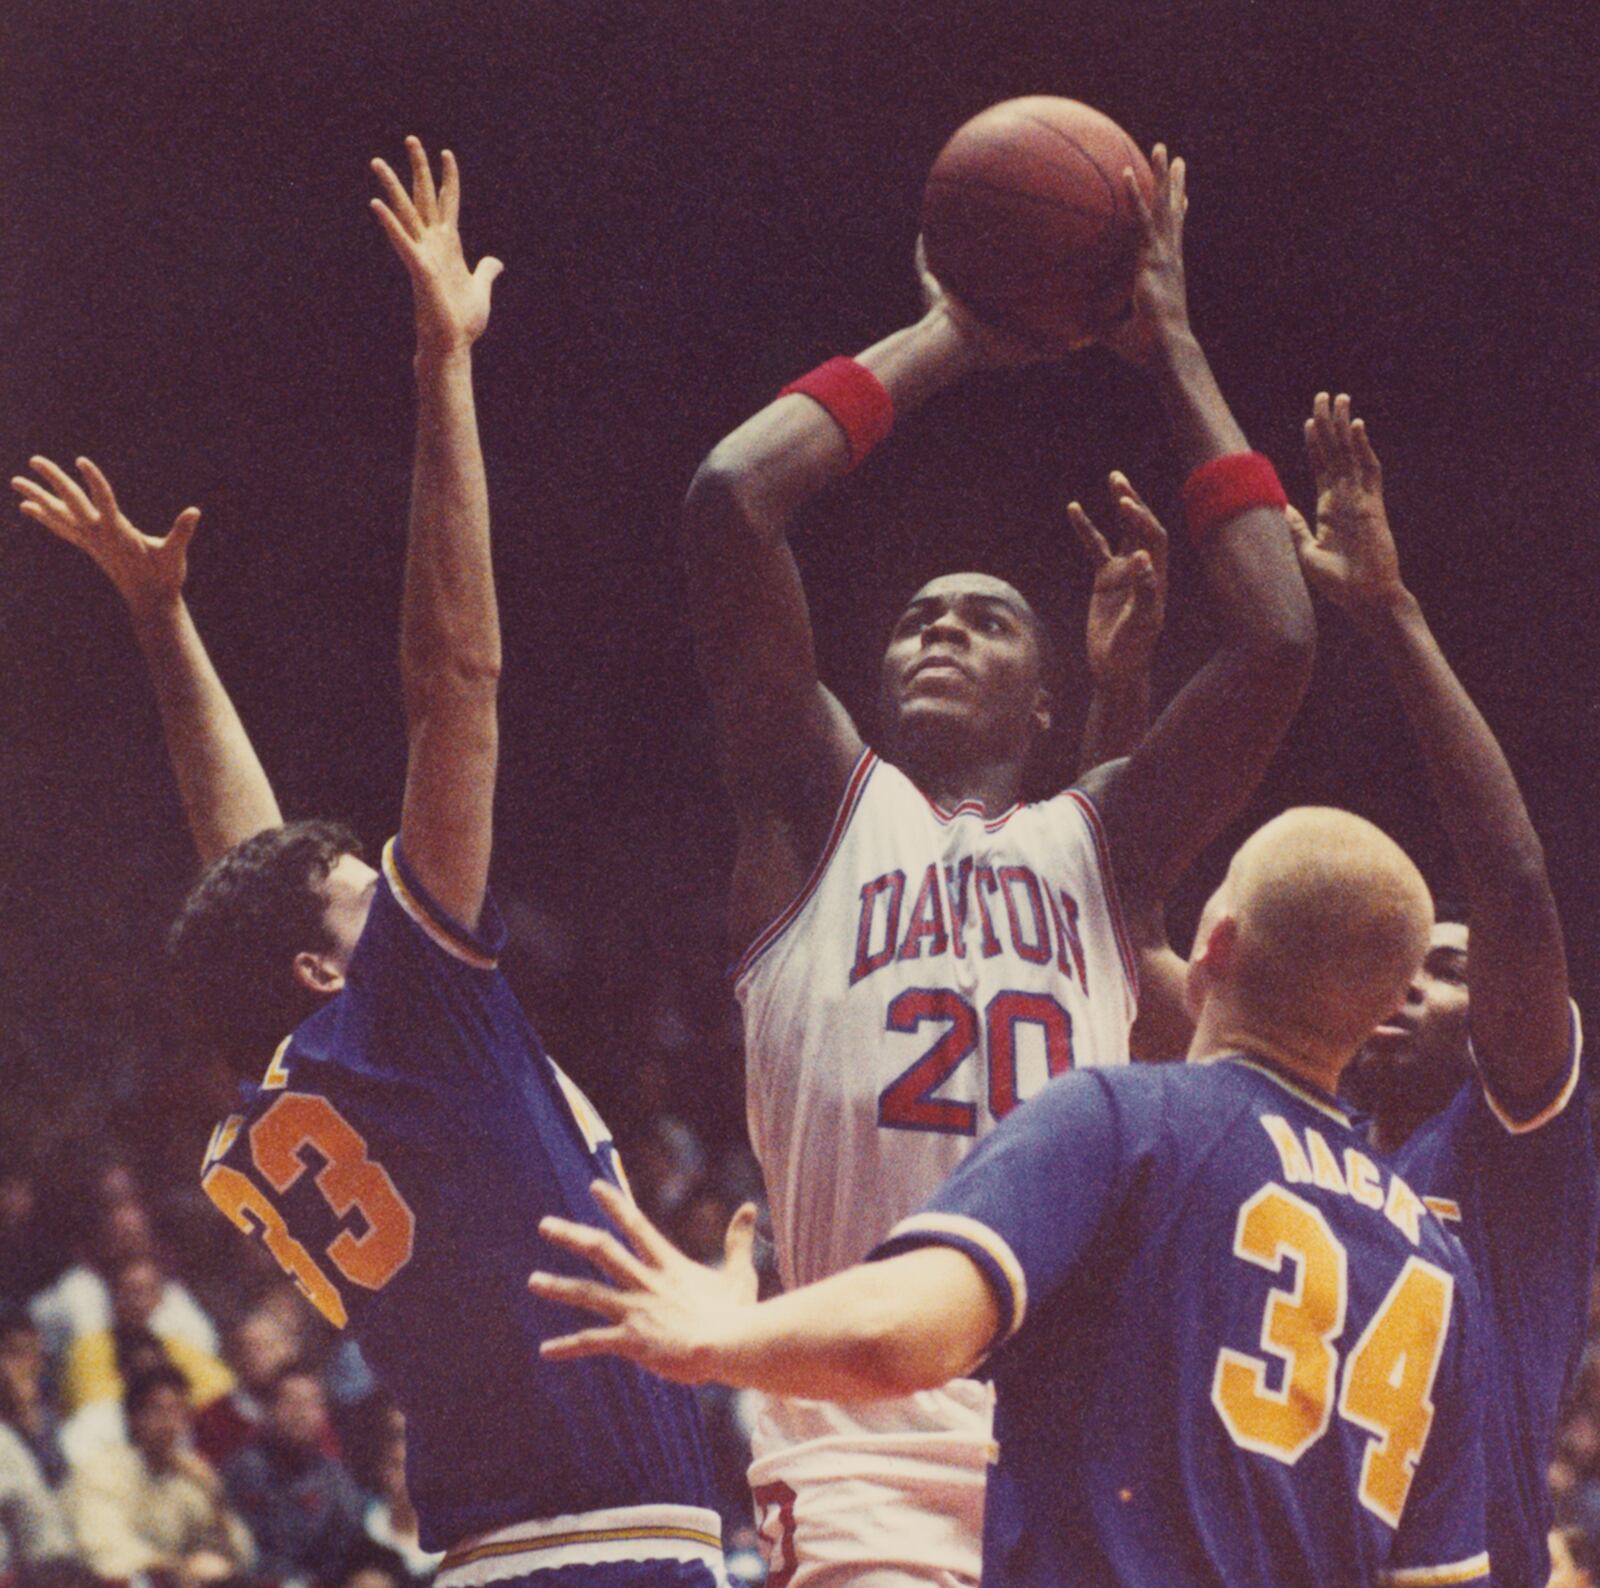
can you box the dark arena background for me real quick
[1,0,1597,1569]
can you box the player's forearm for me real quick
[127,595,282,864]
[690,307,982,546]
[399,345,502,707]
[698,1263,984,1402]
[1147,328,1250,472]
[1362,593,1550,898]
[1077,671,1151,775]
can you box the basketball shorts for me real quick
[434,1502,727,1588]
[746,1380,994,1588]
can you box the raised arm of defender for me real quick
[1289,393,1569,1102]
[371,138,504,932]
[1078,149,1316,918]
[11,456,282,864]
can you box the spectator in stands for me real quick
[358,1415,439,1582]
[30,1197,218,1369]
[193,1309,298,1471]
[63,1362,254,1582]
[0,1306,66,1488]
[223,1368,366,1585]
[61,1255,232,1416]
[0,1421,74,1578]
[59,1324,170,1469]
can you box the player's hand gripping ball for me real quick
[921,96,1155,352]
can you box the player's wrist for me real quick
[1349,582,1421,634]
[414,332,476,368]
[124,585,185,629]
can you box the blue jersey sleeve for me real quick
[372,836,508,971]
[1382,1273,1490,1587]
[868,1069,1156,1346]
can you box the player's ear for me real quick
[1185,912,1238,1019]
[292,950,347,998]
[1031,684,1052,741]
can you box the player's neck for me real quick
[1188,1003,1351,1103]
[895,741,1027,815]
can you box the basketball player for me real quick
[13,140,730,1587]
[534,806,1489,1588]
[1289,393,1596,1588]
[685,144,1315,1579]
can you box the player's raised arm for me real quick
[371,138,503,932]
[11,458,282,863]
[685,245,1037,944]
[1072,477,1166,776]
[1289,394,1570,1103]
[531,1181,998,1401]
[1079,148,1316,915]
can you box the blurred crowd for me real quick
[4,856,1597,1588]
[0,1072,768,1588]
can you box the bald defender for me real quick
[535,809,1490,1588]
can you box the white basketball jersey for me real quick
[736,748,1138,1291]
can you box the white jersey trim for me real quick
[1062,787,1140,1005]
[437,1503,725,1586]
[1477,1000,1583,1136]
[1377,1553,1490,1586]
[732,748,880,987]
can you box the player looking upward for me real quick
[685,145,1315,1581]
[13,140,731,1588]
[1289,393,1596,1588]
[534,806,1490,1588]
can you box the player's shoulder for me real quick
[358,836,507,976]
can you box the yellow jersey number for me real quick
[1211,1184,1454,1528]
[202,1092,416,1329]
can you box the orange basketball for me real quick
[921,97,1155,350]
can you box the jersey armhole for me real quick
[382,837,503,970]
[1062,788,1140,1015]
[730,748,879,987]
[1476,1001,1584,1136]
[871,1212,1029,1349]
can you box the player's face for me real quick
[1348,921,1472,1110]
[319,852,381,970]
[880,574,1050,758]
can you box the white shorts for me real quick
[746,1381,994,1588]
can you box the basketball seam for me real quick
[924,172,1113,226]
[1015,112,1122,211]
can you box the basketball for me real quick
[921,96,1155,350]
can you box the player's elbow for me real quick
[402,642,504,705]
[684,448,781,549]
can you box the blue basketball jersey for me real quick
[873,1057,1489,1588]
[200,839,718,1554]
[1394,1006,1594,1588]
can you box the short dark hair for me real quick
[123,1361,189,1417]
[167,820,362,1060]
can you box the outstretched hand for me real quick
[1069,473,1169,681]
[1101,144,1190,366]
[370,137,503,355]
[530,1180,759,1384]
[11,455,199,614]
[1288,392,1407,617]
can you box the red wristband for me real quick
[1181,452,1288,548]
[780,357,895,470]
